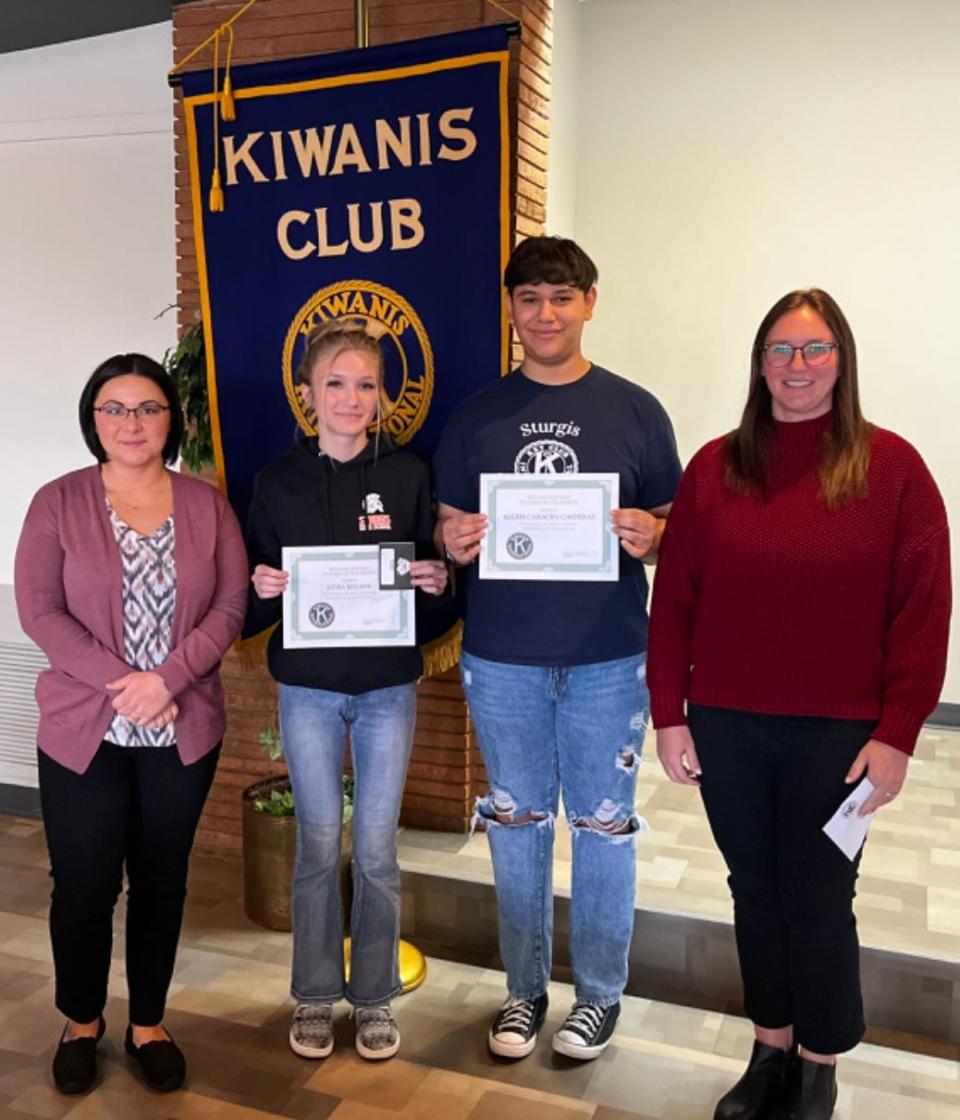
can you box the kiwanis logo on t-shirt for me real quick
[280,280,435,445]
[514,420,581,474]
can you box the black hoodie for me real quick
[245,434,435,694]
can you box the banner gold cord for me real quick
[485,0,520,21]
[169,0,260,78]
[208,30,224,211]
[221,25,237,121]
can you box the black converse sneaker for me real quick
[551,1001,620,1060]
[487,993,549,1058]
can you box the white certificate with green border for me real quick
[282,545,415,648]
[478,473,620,581]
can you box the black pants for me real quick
[689,705,874,1055]
[38,741,219,1026]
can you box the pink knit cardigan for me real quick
[15,466,248,773]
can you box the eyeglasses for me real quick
[93,404,171,421]
[762,342,840,368]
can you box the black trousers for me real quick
[688,705,874,1055]
[38,741,219,1026]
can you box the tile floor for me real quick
[0,789,958,1119]
[399,726,960,964]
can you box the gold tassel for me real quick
[208,167,225,212]
[208,29,225,212]
[221,25,237,120]
[221,74,236,121]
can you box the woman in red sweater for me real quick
[648,290,950,1120]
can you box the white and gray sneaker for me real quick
[488,993,549,1058]
[552,1001,620,1060]
[289,1002,334,1059]
[354,1005,400,1060]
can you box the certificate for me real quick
[282,545,415,648]
[479,473,620,581]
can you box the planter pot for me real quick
[241,776,351,932]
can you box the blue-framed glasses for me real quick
[762,342,840,368]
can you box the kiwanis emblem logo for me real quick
[308,602,335,629]
[506,532,534,560]
[514,439,580,474]
[282,280,434,444]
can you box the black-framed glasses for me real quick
[762,342,840,368]
[93,404,171,421]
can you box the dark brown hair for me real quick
[504,236,598,294]
[726,289,873,507]
[79,353,183,465]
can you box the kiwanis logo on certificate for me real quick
[281,279,435,444]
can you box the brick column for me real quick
[172,0,551,853]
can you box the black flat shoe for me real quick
[52,1016,105,1095]
[124,1025,186,1092]
[714,1039,794,1120]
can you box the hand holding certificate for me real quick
[478,473,619,581]
[283,545,415,648]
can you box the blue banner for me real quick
[182,27,510,537]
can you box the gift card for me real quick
[379,542,415,590]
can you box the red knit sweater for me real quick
[647,413,951,754]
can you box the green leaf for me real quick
[164,323,215,471]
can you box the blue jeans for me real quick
[461,651,648,1007]
[279,681,416,1006]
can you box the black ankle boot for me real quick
[783,1057,837,1120]
[713,1040,793,1120]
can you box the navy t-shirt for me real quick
[433,365,682,665]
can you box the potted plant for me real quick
[164,323,214,474]
[242,724,354,931]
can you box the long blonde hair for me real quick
[296,319,385,436]
[295,319,384,387]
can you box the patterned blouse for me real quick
[104,503,177,747]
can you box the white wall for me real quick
[545,0,582,236]
[0,23,177,583]
[559,0,960,703]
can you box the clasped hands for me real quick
[657,726,908,816]
[440,507,660,565]
[105,671,177,730]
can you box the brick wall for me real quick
[172,0,551,854]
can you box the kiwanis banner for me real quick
[181,27,510,542]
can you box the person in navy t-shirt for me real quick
[433,237,681,1062]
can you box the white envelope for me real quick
[822,778,876,861]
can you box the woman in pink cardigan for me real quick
[15,353,247,1096]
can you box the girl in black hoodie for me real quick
[246,321,446,1063]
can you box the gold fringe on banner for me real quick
[234,621,461,678]
[235,625,274,672]
[421,621,462,679]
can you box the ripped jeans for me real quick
[461,651,647,1007]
